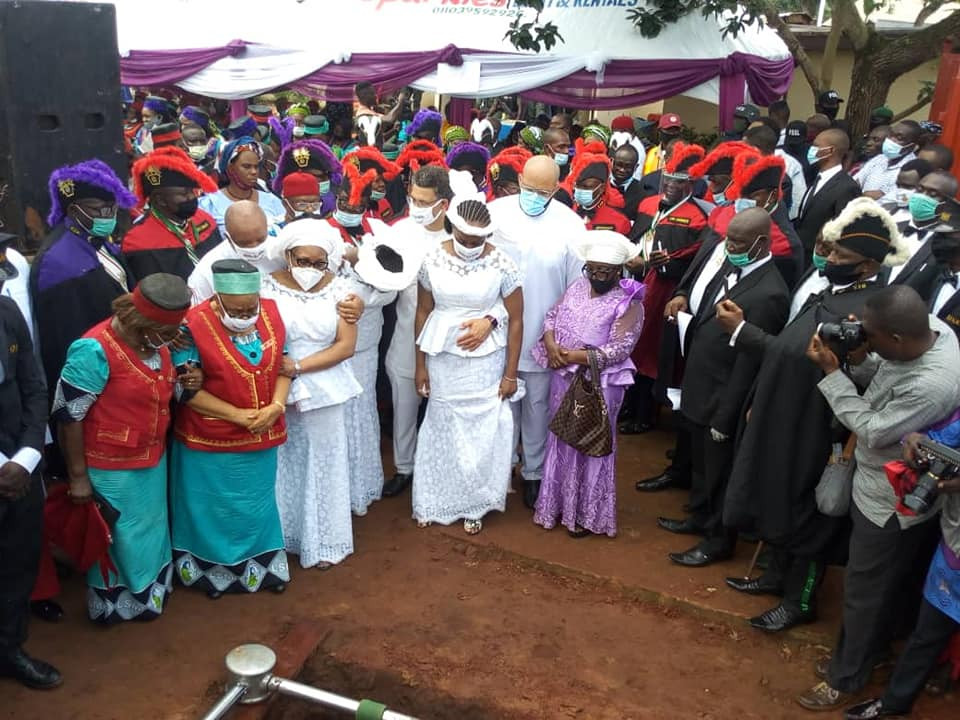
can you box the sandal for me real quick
[567,526,591,539]
[463,519,483,535]
[316,562,333,571]
[416,519,432,528]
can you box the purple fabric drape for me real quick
[446,98,474,130]
[120,40,247,86]
[288,44,464,103]
[523,53,794,131]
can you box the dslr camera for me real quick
[818,320,867,358]
[904,438,960,514]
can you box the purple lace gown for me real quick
[531,277,645,536]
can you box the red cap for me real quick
[132,284,189,326]
[658,113,682,130]
[611,115,634,133]
[282,171,320,198]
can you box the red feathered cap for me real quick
[688,141,757,179]
[395,139,446,173]
[486,146,532,192]
[131,147,217,206]
[282,171,320,198]
[342,146,401,182]
[664,142,706,178]
[341,160,379,207]
[729,153,786,200]
[562,139,624,209]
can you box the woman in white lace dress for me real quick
[413,180,524,534]
[261,219,361,569]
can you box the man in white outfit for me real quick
[489,156,586,508]
[382,166,452,497]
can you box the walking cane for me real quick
[743,540,764,580]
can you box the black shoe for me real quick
[725,576,784,597]
[271,583,286,594]
[567,527,592,539]
[844,699,906,719]
[748,604,816,633]
[0,648,62,690]
[618,420,653,435]
[382,472,413,497]
[669,545,732,568]
[523,481,541,510]
[635,472,686,492]
[206,589,223,600]
[656,516,705,535]
[30,600,64,623]
[665,448,675,460]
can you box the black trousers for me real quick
[620,374,656,426]
[881,598,958,713]
[0,474,43,654]
[687,422,736,554]
[758,546,825,615]
[827,505,940,693]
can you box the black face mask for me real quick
[823,261,863,286]
[171,196,199,221]
[589,277,619,295]
[931,234,960,265]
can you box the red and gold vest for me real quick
[82,319,176,470]
[174,298,286,452]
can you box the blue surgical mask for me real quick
[574,187,599,209]
[318,180,331,195]
[908,192,941,223]
[812,252,828,271]
[370,189,386,202]
[554,153,569,167]
[333,207,363,228]
[519,188,550,217]
[713,191,727,206]
[882,137,907,160]
[807,146,825,165]
[734,198,756,214]
[725,235,762,268]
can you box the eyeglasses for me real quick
[289,255,328,271]
[76,201,118,218]
[288,200,321,212]
[519,182,556,200]
[582,265,620,280]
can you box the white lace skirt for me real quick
[276,404,354,567]
[344,346,385,515]
[412,348,513,524]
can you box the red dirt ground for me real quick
[4,430,957,720]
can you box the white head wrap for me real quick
[610,131,632,151]
[271,218,344,272]
[446,169,496,236]
[470,117,494,143]
[354,219,427,292]
[576,230,640,266]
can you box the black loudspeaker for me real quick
[0,1,125,250]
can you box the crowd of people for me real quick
[1,84,959,718]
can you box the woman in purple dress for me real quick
[533,231,645,538]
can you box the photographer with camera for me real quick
[799,283,960,711]
[845,430,960,719]
[717,199,905,636]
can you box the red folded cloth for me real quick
[884,460,920,517]
[43,484,117,586]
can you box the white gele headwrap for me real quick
[470,117,494,143]
[446,169,497,236]
[354,218,428,292]
[271,218,344,271]
[610,131,632,150]
[576,229,641,265]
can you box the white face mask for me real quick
[217,295,259,333]
[291,266,325,291]
[408,200,441,226]
[225,231,266,262]
[453,237,485,261]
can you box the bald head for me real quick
[732,207,771,234]
[725,207,771,261]
[807,114,831,141]
[224,200,268,248]
[542,128,570,155]
[819,128,850,154]
[521,155,561,193]
[862,285,934,361]
[812,128,850,170]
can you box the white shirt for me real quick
[856,153,917,197]
[775,149,807,220]
[1,248,33,341]
[385,219,448,378]
[187,239,283,305]
[490,195,587,372]
[689,241,727,315]
[721,254,774,346]
[789,269,831,322]
[933,274,960,316]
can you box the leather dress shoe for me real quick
[0,648,62,690]
[618,420,653,435]
[669,545,731,567]
[656,516,705,535]
[749,603,816,633]
[523,481,541,510]
[844,699,906,720]
[382,472,413,497]
[724,576,783,597]
[30,600,64,623]
[635,472,688,492]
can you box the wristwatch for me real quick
[294,360,302,377]
[485,314,499,329]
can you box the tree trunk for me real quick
[846,52,893,138]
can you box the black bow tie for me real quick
[942,271,958,288]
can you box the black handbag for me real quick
[548,349,614,457]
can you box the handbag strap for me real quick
[842,433,857,461]
[586,348,601,388]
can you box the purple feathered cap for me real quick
[47,159,136,226]
[268,115,294,150]
[406,109,443,143]
[272,139,343,194]
[445,141,491,173]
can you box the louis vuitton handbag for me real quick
[548,349,614,457]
